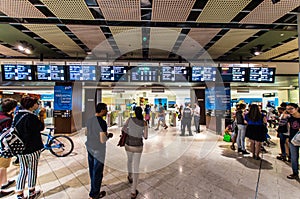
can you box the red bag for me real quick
[145,114,150,121]
[117,130,128,147]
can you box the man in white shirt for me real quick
[193,103,201,133]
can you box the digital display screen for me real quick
[130,66,158,82]
[1,64,33,81]
[248,67,275,83]
[220,67,246,82]
[160,66,189,82]
[37,65,65,81]
[191,66,216,82]
[100,66,128,82]
[68,65,97,81]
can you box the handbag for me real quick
[291,131,300,146]
[117,130,128,147]
[223,134,231,142]
[277,125,288,134]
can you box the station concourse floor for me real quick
[5,125,300,199]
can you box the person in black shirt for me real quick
[286,103,300,180]
[86,103,113,199]
[15,97,44,199]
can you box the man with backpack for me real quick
[180,103,193,136]
[0,98,17,198]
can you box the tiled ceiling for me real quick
[0,0,298,62]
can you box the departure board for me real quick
[100,66,128,81]
[220,67,246,82]
[160,66,188,82]
[248,67,275,83]
[130,66,158,82]
[1,64,33,81]
[68,65,96,81]
[37,65,65,81]
[191,66,216,82]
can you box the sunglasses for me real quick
[286,108,295,111]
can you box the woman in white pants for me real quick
[123,107,148,199]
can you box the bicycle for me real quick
[41,127,74,157]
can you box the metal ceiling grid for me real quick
[23,24,86,57]
[196,0,252,23]
[240,0,300,24]
[250,38,298,60]
[151,0,196,22]
[97,0,141,21]
[66,25,111,51]
[109,27,142,55]
[149,28,181,58]
[274,51,299,61]
[40,0,94,20]
[206,29,259,59]
[0,0,46,18]
[0,44,26,57]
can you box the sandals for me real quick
[131,190,139,199]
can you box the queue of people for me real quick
[0,97,45,199]
[228,102,300,180]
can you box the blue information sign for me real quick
[54,86,72,110]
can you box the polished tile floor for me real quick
[5,124,300,199]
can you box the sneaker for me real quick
[180,134,185,136]
[127,176,133,184]
[164,125,168,129]
[154,128,159,131]
[287,156,291,162]
[237,148,242,153]
[16,193,27,199]
[0,190,15,197]
[1,179,15,189]
[276,155,286,161]
[230,145,235,151]
[242,150,250,155]
[28,190,42,199]
[188,134,193,136]
[287,174,299,180]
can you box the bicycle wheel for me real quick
[49,135,74,157]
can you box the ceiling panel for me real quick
[206,29,259,59]
[152,0,196,22]
[0,44,26,57]
[274,51,299,61]
[66,25,112,52]
[110,26,142,56]
[0,0,46,18]
[240,0,300,24]
[41,0,94,20]
[23,24,86,57]
[250,38,298,60]
[197,0,252,23]
[97,0,140,21]
[149,28,181,58]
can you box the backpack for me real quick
[0,113,28,158]
[183,107,192,119]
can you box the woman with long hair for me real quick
[14,97,45,199]
[245,104,267,160]
[122,106,148,199]
[286,103,300,180]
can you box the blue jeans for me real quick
[194,116,200,132]
[289,142,299,175]
[279,133,289,157]
[237,124,246,150]
[88,151,104,198]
